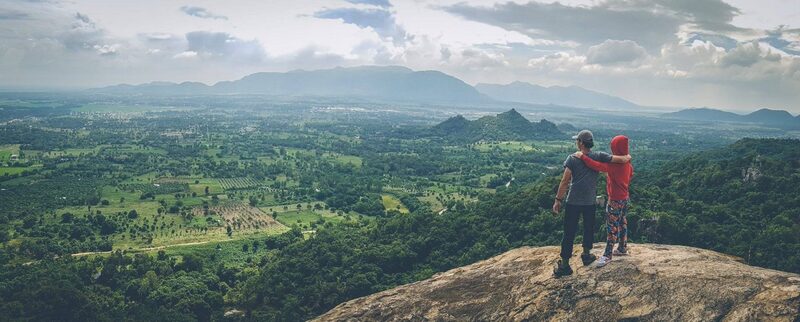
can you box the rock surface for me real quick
[314,243,800,321]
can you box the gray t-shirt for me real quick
[564,151,612,206]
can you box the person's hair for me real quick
[578,139,594,149]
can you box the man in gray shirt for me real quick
[552,130,630,277]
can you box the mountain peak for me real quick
[748,108,794,117]
[497,108,523,118]
[315,244,800,321]
[431,109,563,142]
[744,108,797,127]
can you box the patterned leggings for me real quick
[604,199,629,258]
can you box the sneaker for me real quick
[613,248,628,256]
[596,256,612,267]
[553,259,573,277]
[581,253,597,266]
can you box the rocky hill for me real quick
[429,109,562,142]
[314,243,800,321]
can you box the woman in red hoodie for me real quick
[574,135,633,267]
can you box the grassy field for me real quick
[190,178,225,195]
[479,173,498,187]
[418,184,479,213]
[323,152,363,168]
[0,166,36,176]
[271,210,355,230]
[155,236,273,268]
[381,194,409,214]
[0,144,21,163]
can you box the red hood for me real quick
[611,135,629,155]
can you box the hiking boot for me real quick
[581,253,597,266]
[613,248,629,256]
[553,259,573,277]
[596,256,612,268]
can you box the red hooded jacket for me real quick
[580,135,633,201]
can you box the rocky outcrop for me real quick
[314,244,800,321]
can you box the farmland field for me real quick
[198,202,285,232]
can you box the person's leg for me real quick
[604,201,622,259]
[581,205,596,254]
[560,204,580,260]
[617,200,629,252]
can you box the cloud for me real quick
[527,52,587,72]
[0,9,29,20]
[759,26,800,56]
[684,32,739,50]
[60,12,115,55]
[93,44,119,56]
[179,6,227,20]
[586,40,648,65]
[443,1,682,51]
[314,7,406,44]
[185,31,265,62]
[142,33,174,41]
[606,0,743,32]
[459,48,508,70]
[345,0,391,8]
[173,51,198,59]
[720,41,782,67]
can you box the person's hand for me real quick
[552,199,562,216]
[572,151,583,158]
[621,154,632,163]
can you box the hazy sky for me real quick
[1,0,799,111]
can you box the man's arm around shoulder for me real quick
[610,154,631,164]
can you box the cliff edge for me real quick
[314,243,800,321]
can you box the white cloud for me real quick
[93,44,119,56]
[721,41,781,67]
[173,51,197,59]
[179,6,227,20]
[585,40,648,65]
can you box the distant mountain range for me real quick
[92,65,793,116]
[91,66,643,109]
[663,108,799,129]
[429,109,562,142]
[475,81,640,110]
[92,66,487,104]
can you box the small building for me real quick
[9,154,19,162]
